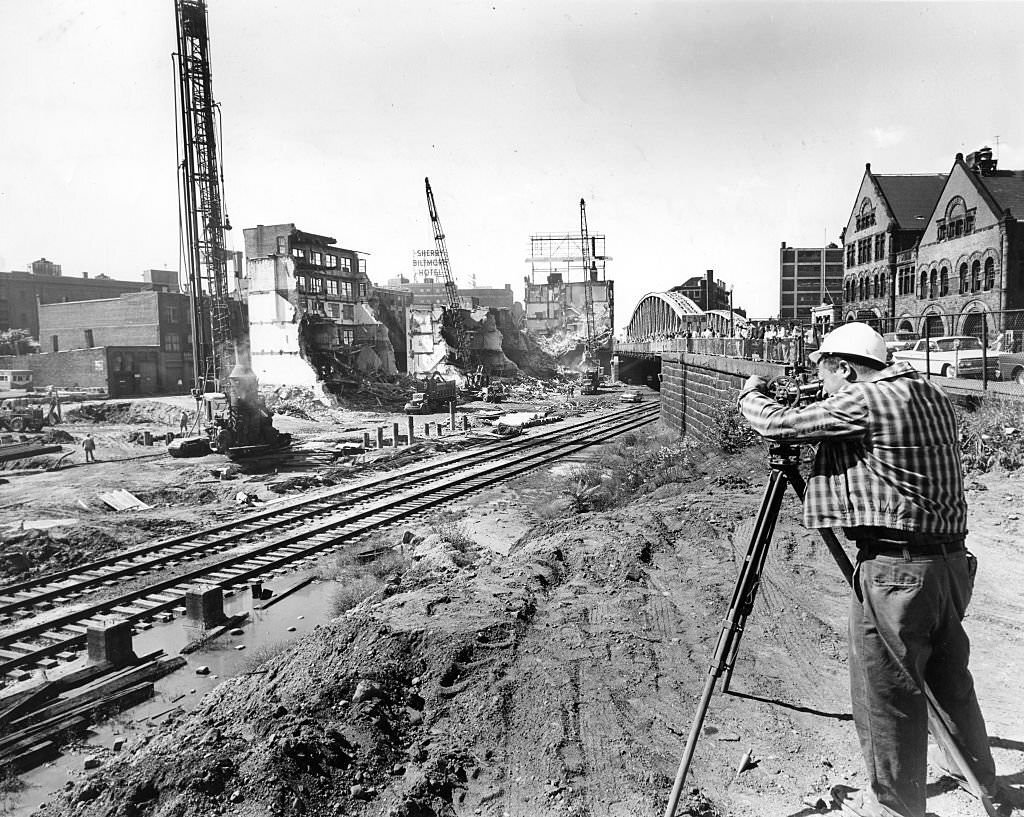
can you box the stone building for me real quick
[840,164,947,330]
[900,148,1024,338]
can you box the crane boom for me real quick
[579,198,597,348]
[175,0,236,388]
[425,177,469,367]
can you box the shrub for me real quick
[330,576,380,615]
[709,399,759,453]
[428,512,476,551]
[958,401,1024,473]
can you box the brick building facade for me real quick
[37,290,194,393]
[0,269,154,338]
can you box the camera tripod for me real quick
[664,442,997,817]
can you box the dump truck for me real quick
[404,373,457,414]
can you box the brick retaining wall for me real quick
[661,353,787,442]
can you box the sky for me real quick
[3,1,1024,324]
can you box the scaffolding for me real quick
[525,233,608,284]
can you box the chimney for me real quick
[781,241,787,249]
[82,271,89,279]
[966,146,997,176]
[705,270,714,311]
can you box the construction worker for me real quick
[82,433,97,463]
[737,322,1010,817]
[179,409,190,437]
[47,387,61,425]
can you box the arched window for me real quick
[929,269,938,299]
[873,274,879,298]
[939,266,949,296]
[984,257,995,290]
[971,260,981,292]
[959,263,968,294]
[919,269,929,299]
[880,272,887,296]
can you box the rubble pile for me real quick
[63,401,183,427]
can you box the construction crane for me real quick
[173,0,287,458]
[424,177,470,368]
[579,198,600,355]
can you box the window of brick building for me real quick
[939,267,949,296]
[84,329,94,347]
[342,329,354,345]
[359,282,368,298]
[929,270,938,299]
[51,335,59,352]
[880,272,887,296]
[359,259,367,274]
[164,333,181,352]
[326,254,338,269]
[292,247,305,259]
[971,260,981,292]
[326,279,339,296]
[984,257,995,290]
[277,236,288,255]
[343,304,354,320]
[326,302,341,318]
[312,251,323,266]
[341,281,353,299]
[847,244,855,268]
[874,233,886,261]
[959,263,968,294]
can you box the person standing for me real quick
[47,387,61,425]
[179,409,190,436]
[737,322,1007,817]
[82,433,97,463]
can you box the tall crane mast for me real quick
[174,0,237,390]
[172,0,286,457]
[579,198,597,349]
[424,177,469,367]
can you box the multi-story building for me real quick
[840,163,947,330]
[899,148,1024,339]
[243,223,396,388]
[778,243,845,324]
[522,273,614,342]
[16,290,196,396]
[386,276,516,310]
[671,270,731,313]
[0,268,156,338]
[841,149,1024,339]
[29,258,61,277]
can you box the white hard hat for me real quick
[809,322,888,367]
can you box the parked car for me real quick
[882,331,920,354]
[619,389,643,404]
[892,336,999,380]
[989,333,1024,385]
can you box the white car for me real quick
[892,336,999,380]
[619,389,643,403]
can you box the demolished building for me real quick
[244,224,398,391]
[525,232,614,371]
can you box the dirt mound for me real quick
[0,524,124,581]
[41,428,76,444]
[64,400,183,426]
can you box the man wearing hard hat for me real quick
[738,322,1004,817]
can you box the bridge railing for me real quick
[617,336,808,365]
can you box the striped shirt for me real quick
[738,361,966,533]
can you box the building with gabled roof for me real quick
[902,147,1024,341]
[840,164,948,330]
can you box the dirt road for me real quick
[28,439,1022,817]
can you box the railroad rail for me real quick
[0,404,657,679]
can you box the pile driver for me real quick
[172,0,288,458]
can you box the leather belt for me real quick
[856,538,965,559]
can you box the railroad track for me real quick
[0,404,658,680]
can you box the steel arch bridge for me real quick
[625,291,703,342]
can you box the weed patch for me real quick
[958,401,1024,473]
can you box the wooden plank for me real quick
[1,739,59,772]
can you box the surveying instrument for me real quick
[664,379,998,817]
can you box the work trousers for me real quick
[849,546,995,817]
